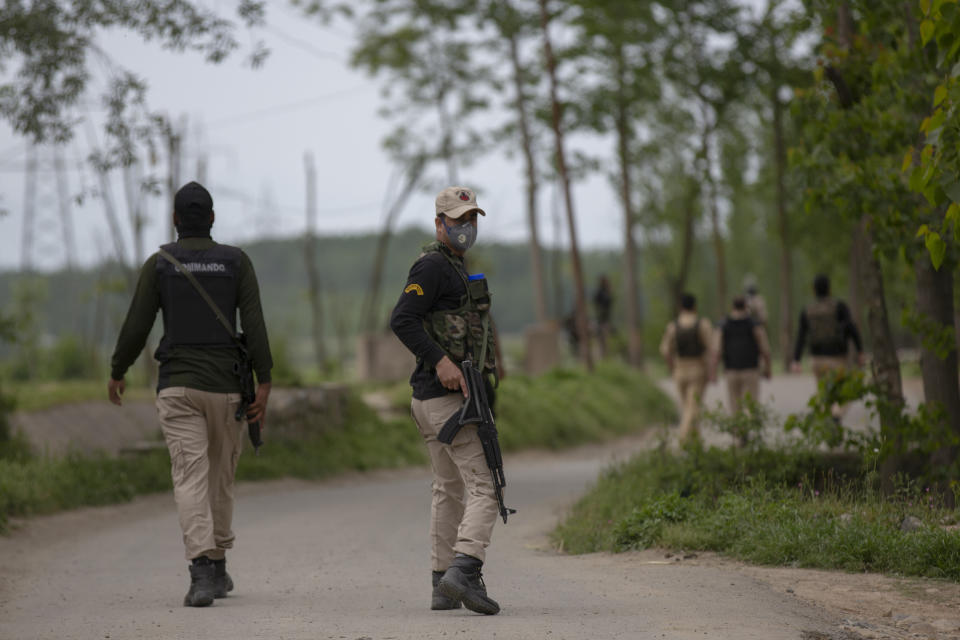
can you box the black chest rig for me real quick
[156,242,241,347]
[420,241,497,374]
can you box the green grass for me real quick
[0,363,675,531]
[497,361,677,450]
[555,446,960,581]
[0,394,426,532]
[8,380,154,412]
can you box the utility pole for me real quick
[304,151,326,372]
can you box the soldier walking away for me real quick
[743,273,768,326]
[790,274,865,417]
[717,296,772,418]
[593,274,614,358]
[659,293,716,445]
[389,186,502,615]
[107,182,273,607]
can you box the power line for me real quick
[206,85,372,128]
[263,24,343,62]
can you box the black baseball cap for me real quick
[174,181,213,216]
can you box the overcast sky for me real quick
[0,1,772,272]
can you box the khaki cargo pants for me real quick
[725,368,760,414]
[157,387,244,561]
[673,359,707,443]
[411,393,499,572]
[811,355,850,419]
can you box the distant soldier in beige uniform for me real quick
[659,293,716,443]
[743,273,768,326]
[716,296,772,415]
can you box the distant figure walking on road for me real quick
[659,293,716,445]
[107,182,273,608]
[717,296,772,416]
[593,274,614,358]
[743,273,768,326]
[791,274,865,417]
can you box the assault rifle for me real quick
[234,334,262,456]
[438,360,516,524]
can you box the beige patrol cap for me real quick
[435,186,486,220]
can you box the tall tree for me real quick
[347,0,490,185]
[482,0,550,324]
[793,0,960,473]
[659,0,745,317]
[0,1,266,145]
[740,0,812,366]
[539,0,592,369]
[568,0,659,365]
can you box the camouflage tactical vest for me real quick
[806,297,845,352]
[421,242,497,374]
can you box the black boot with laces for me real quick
[183,557,216,607]
[432,570,462,610]
[438,555,500,615]
[212,558,233,598]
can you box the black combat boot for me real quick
[432,570,462,610]
[438,555,500,615]
[184,557,216,607]
[212,558,234,599]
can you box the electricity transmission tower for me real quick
[21,144,77,271]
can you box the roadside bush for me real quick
[44,334,100,380]
[555,444,960,581]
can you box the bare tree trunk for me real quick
[122,161,144,267]
[507,30,549,324]
[164,117,184,243]
[862,229,903,406]
[539,0,592,369]
[615,45,643,366]
[362,157,425,333]
[304,152,326,370]
[673,182,699,312]
[848,222,866,331]
[699,121,726,317]
[772,89,794,368]
[915,256,960,472]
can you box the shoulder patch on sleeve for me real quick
[404,283,424,296]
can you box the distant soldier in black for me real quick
[717,296,772,415]
[791,274,865,377]
[108,182,273,608]
[790,274,865,419]
[593,274,614,357]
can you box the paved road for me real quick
[0,433,844,640]
[658,372,925,448]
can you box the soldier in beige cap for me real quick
[659,293,716,444]
[390,186,502,615]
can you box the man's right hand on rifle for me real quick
[245,382,272,426]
